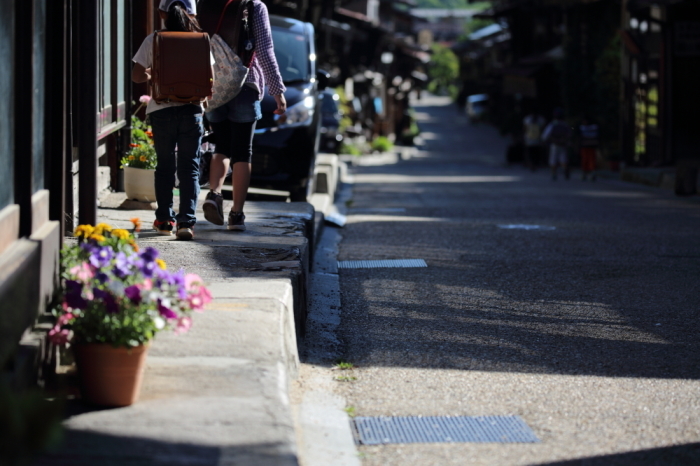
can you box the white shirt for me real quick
[133,32,215,114]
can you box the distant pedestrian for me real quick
[542,108,573,180]
[579,116,599,181]
[523,111,546,171]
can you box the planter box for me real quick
[123,167,156,202]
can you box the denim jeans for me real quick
[149,104,203,225]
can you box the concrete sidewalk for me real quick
[36,192,317,466]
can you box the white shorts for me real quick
[549,145,568,166]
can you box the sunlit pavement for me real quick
[332,94,700,465]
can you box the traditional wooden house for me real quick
[621,0,700,170]
[1,0,135,388]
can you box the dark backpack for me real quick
[198,0,255,62]
[547,121,572,146]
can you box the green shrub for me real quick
[339,141,362,156]
[371,136,394,153]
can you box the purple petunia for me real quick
[158,299,177,320]
[80,242,97,255]
[124,285,142,304]
[137,248,160,278]
[113,252,131,278]
[140,247,159,263]
[140,260,157,278]
[89,246,114,269]
[93,288,120,314]
[64,280,88,310]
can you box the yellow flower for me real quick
[128,155,136,161]
[89,234,106,243]
[139,155,148,162]
[74,225,95,238]
[156,258,167,270]
[111,229,131,240]
[93,223,112,236]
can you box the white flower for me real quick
[153,316,166,330]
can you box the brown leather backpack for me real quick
[151,31,214,104]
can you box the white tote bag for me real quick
[206,0,253,111]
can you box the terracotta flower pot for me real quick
[123,166,156,202]
[73,343,149,407]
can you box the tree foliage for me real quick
[427,44,460,97]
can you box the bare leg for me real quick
[209,153,230,193]
[231,161,251,213]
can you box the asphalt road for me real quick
[332,95,700,465]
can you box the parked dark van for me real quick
[319,89,344,154]
[251,15,328,201]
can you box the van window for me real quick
[321,94,338,113]
[271,29,310,83]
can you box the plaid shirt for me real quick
[247,0,286,98]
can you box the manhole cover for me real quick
[338,259,428,269]
[352,415,539,445]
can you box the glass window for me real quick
[32,0,46,192]
[271,29,310,83]
[102,0,112,115]
[0,3,15,209]
[115,0,125,119]
[321,96,338,113]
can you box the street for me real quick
[301,94,700,465]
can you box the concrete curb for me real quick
[39,196,316,465]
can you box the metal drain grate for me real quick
[498,224,556,231]
[352,415,539,445]
[337,259,428,269]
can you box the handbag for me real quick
[206,0,255,111]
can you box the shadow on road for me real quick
[535,442,700,465]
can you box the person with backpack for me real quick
[523,110,546,171]
[198,0,287,231]
[579,115,599,181]
[542,107,573,181]
[131,0,215,240]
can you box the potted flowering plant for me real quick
[122,96,158,202]
[49,220,212,406]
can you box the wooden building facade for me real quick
[0,0,135,386]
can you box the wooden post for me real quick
[14,0,34,237]
[45,0,68,238]
[77,0,99,226]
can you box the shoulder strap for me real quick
[242,1,256,67]
[214,0,237,36]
